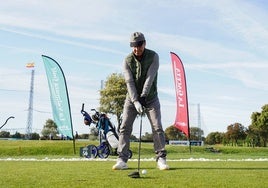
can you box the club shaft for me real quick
[137,115,142,172]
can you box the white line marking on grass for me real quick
[1,158,268,162]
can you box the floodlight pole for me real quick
[25,64,35,139]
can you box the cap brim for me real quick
[130,41,144,47]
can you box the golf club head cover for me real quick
[82,111,92,126]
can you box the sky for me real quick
[1,0,268,137]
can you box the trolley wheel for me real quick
[97,143,110,158]
[91,145,98,158]
[82,145,98,158]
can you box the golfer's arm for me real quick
[123,61,139,102]
[141,54,159,97]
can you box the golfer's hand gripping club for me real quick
[134,101,144,114]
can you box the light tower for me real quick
[197,103,202,140]
[25,62,35,139]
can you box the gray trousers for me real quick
[117,96,166,162]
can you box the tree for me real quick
[141,132,153,141]
[80,134,89,139]
[11,131,22,139]
[99,73,127,127]
[247,123,261,147]
[31,132,40,140]
[41,119,58,139]
[130,134,138,141]
[205,132,224,145]
[165,125,187,140]
[190,127,204,140]
[89,127,98,140]
[165,126,204,141]
[249,104,268,147]
[0,131,10,138]
[225,122,247,146]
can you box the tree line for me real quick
[206,104,268,147]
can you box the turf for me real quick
[0,140,268,187]
[0,160,267,188]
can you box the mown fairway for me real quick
[0,140,268,188]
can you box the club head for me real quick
[128,171,140,178]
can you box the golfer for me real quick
[112,32,169,170]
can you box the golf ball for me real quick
[142,169,147,175]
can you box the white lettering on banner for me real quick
[51,67,65,121]
[173,61,184,108]
[60,125,71,131]
[177,122,187,127]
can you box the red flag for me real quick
[170,52,190,138]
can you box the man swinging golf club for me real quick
[112,32,169,171]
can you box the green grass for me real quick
[1,161,267,188]
[1,140,268,159]
[0,140,268,187]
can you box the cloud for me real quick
[0,28,126,55]
[1,0,268,136]
[213,1,268,51]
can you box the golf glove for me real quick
[134,101,143,114]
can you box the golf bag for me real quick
[81,104,132,158]
[86,108,119,149]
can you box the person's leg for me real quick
[146,97,169,170]
[113,98,137,170]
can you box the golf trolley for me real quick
[80,104,132,159]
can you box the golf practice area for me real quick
[0,140,268,188]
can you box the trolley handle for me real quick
[81,103,93,126]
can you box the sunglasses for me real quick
[130,41,144,47]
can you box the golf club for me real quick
[128,112,143,178]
